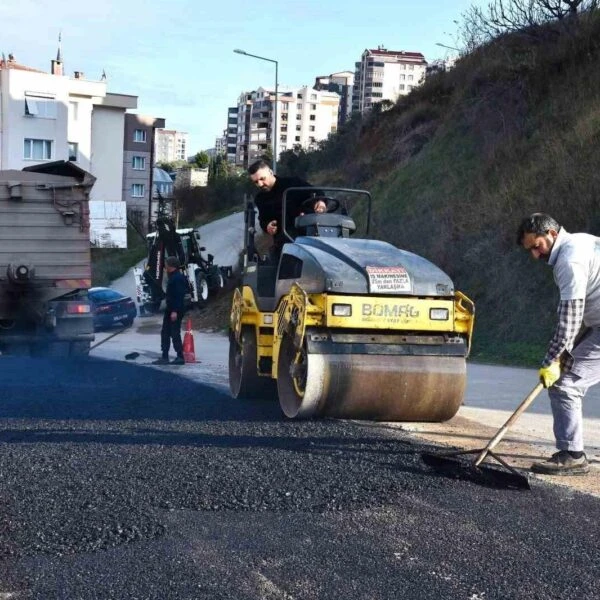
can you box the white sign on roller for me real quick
[366,266,412,293]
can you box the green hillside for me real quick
[282,11,600,365]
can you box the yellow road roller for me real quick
[229,188,474,421]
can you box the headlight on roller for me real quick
[429,308,449,321]
[332,304,352,317]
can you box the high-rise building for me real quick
[154,129,188,163]
[234,85,340,169]
[226,106,238,163]
[314,71,354,127]
[214,134,226,156]
[352,47,427,114]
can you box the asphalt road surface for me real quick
[2,350,600,599]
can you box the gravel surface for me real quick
[1,356,600,599]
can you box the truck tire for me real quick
[210,272,225,295]
[195,273,209,308]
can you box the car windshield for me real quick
[90,289,124,302]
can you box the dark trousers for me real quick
[160,310,183,358]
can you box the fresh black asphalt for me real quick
[1,356,599,599]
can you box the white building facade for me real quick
[0,54,137,247]
[155,129,188,164]
[235,85,340,169]
[314,71,354,127]
[352,47,427,114]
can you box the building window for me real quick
[296,125,301,131]
[400,74,405,81]
[399,84,405,90]
[133,129,146,143]
[68,142,78,162]
[297,93,303,99]
[310,93,317,100]
[409,65,414,70]
[281,124,288,132]
[296,103,302,110]
[280,135,287,143]
[132,156,146,170]
[24,94,57,119]
[295,136,300,142]
[309,125,315,132]
[281,113,288,121]
[309,115,316,121]
[310,104,316,110]
[296,114,302,121]
[408,75,414,81]
[69,101,78,121]
[131,183,145,197]
[23,138,52,160]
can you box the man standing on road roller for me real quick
[248,160,314,263]
[517,213,600,475]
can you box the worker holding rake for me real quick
[517,213,600,475]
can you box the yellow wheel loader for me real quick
[229,188,474,421]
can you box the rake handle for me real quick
[474,383,544,467]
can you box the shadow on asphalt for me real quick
[0,356,279,423]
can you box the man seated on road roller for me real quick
[248,160,316,263]
[517,212,600,476]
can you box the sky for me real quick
[0,0,483,155]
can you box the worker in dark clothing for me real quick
[248,160,315,262]
[152,256,189,365]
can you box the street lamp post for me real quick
[233,49,279,174]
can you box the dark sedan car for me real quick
[88,287,137,331]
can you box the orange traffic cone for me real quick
[182,319,196,363]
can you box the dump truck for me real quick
[133,217,232,314]
[0,161,95,357]
[229,188,475,421]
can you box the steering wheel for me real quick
[301,196,340,214]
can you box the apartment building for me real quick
[226,106,238,163]
[154,128,188,163]
[214,134,226,155]
[123,113,166,233]
[352,47,427,114]
[0,51,137,247]
[235,85,340,169]
[314,71,354,127]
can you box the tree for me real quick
[460,0,598,49]
[208,154,228,184]
[156,161,175,172]
[194,151,210,169]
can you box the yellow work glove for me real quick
[539,362,561,388]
